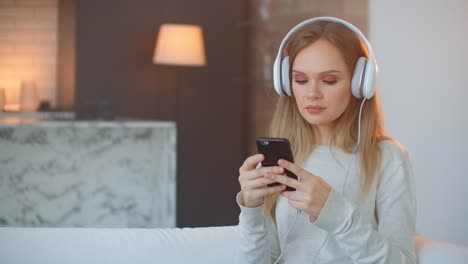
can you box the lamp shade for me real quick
[153,24,206,66]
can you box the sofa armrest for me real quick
[415,235,468,264]
[0,226,240,264]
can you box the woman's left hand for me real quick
[265,159,331,219]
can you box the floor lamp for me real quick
[153,24,206,225]
[153,23,206,119]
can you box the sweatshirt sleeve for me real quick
[235,193,280,264]
[312,160,417,264]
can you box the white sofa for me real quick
[1,225,467,264]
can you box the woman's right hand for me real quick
[238,154,286,208]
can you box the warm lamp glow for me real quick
[153,24,206,66]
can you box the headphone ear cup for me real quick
[362,58,377,99]
[281,56,291,96]
[273,57,283,95]
[351,57,367,98]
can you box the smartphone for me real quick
[256,137,297,191]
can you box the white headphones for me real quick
[273,16,378,99]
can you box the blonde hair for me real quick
[264,21,394,219]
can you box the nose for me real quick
[305,80,323,99]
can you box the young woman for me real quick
[236,17,416,263]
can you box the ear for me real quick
[351,57,367,98]
[281,56,291,96]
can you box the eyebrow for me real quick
[292,69,342,75]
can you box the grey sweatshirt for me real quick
[236,140,417,263]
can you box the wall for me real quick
[369,0,468,246]
[56,0,74,109]
[68,0,247,227]
[0,0,58,109]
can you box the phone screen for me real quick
[256,137,297,191]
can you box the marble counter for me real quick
[0,119,176,228]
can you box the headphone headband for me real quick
[273,16,378,98]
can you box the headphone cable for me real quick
[273,209,300,264]
[344,98,367,194]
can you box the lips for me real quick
[305,105,325,113]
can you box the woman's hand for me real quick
[265,159,331,219]
[238,154,287,208]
